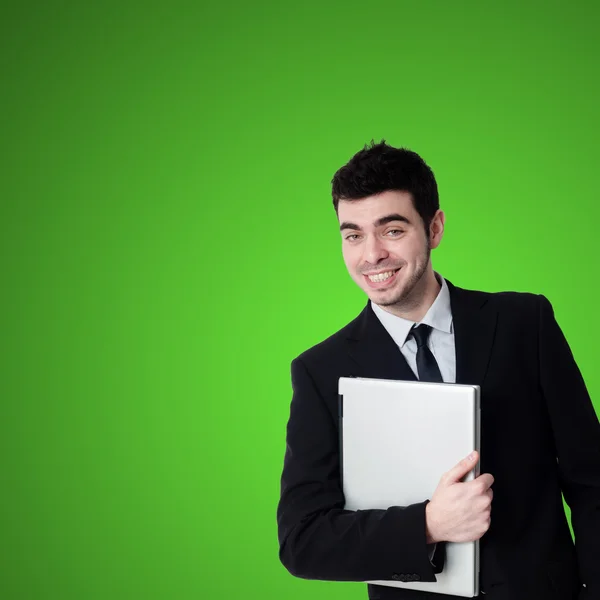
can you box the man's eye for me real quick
[387,229,404,236]
[345,234,361,241]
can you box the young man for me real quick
[276,141,600,600]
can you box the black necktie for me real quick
[410,324,443,383]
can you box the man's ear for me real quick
[429,210,445,249]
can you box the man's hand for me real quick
[425,451,493,543]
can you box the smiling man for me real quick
[276,141,600,600]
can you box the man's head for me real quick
[331,141,445,310]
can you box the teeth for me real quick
[368,270,395,282]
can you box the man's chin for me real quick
[366,288,404,307]
[372,296,401,307]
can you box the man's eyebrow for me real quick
[340,221,361,231]
[339,213,412,231]
[374,213,412,227]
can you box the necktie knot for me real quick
[410,324,432,348]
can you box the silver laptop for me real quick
[339,376,481,598]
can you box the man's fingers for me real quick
[443,451,479,484]
[476,473,495,490]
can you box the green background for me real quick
[2,1,599,599]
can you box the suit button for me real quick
[406,574,414,581]
[413,574,421,581]
[391,573,400,580]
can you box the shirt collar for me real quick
[370,272,453,348]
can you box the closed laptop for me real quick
[339,376,481,598]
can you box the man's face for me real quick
[338,190,441,308]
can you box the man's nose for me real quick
[363,235,389,264]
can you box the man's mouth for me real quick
[363,268,401,286]
[367,270,395,282]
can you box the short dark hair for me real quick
[331,140,439,233]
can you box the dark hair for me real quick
[331,140,439,233]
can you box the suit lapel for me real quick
[345,302,417,381]
[345,278,498,387]
[447,279,498,386]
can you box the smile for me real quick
[368,270,395,282]
[363,268,401,287]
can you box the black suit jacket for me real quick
[277,280,600,600]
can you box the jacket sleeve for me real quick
[538,294,600,597]
[276,356,439,582]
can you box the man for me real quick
[276,141,600,599]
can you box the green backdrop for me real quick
[2,1,599,599]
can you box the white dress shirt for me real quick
[370,272,456,383]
